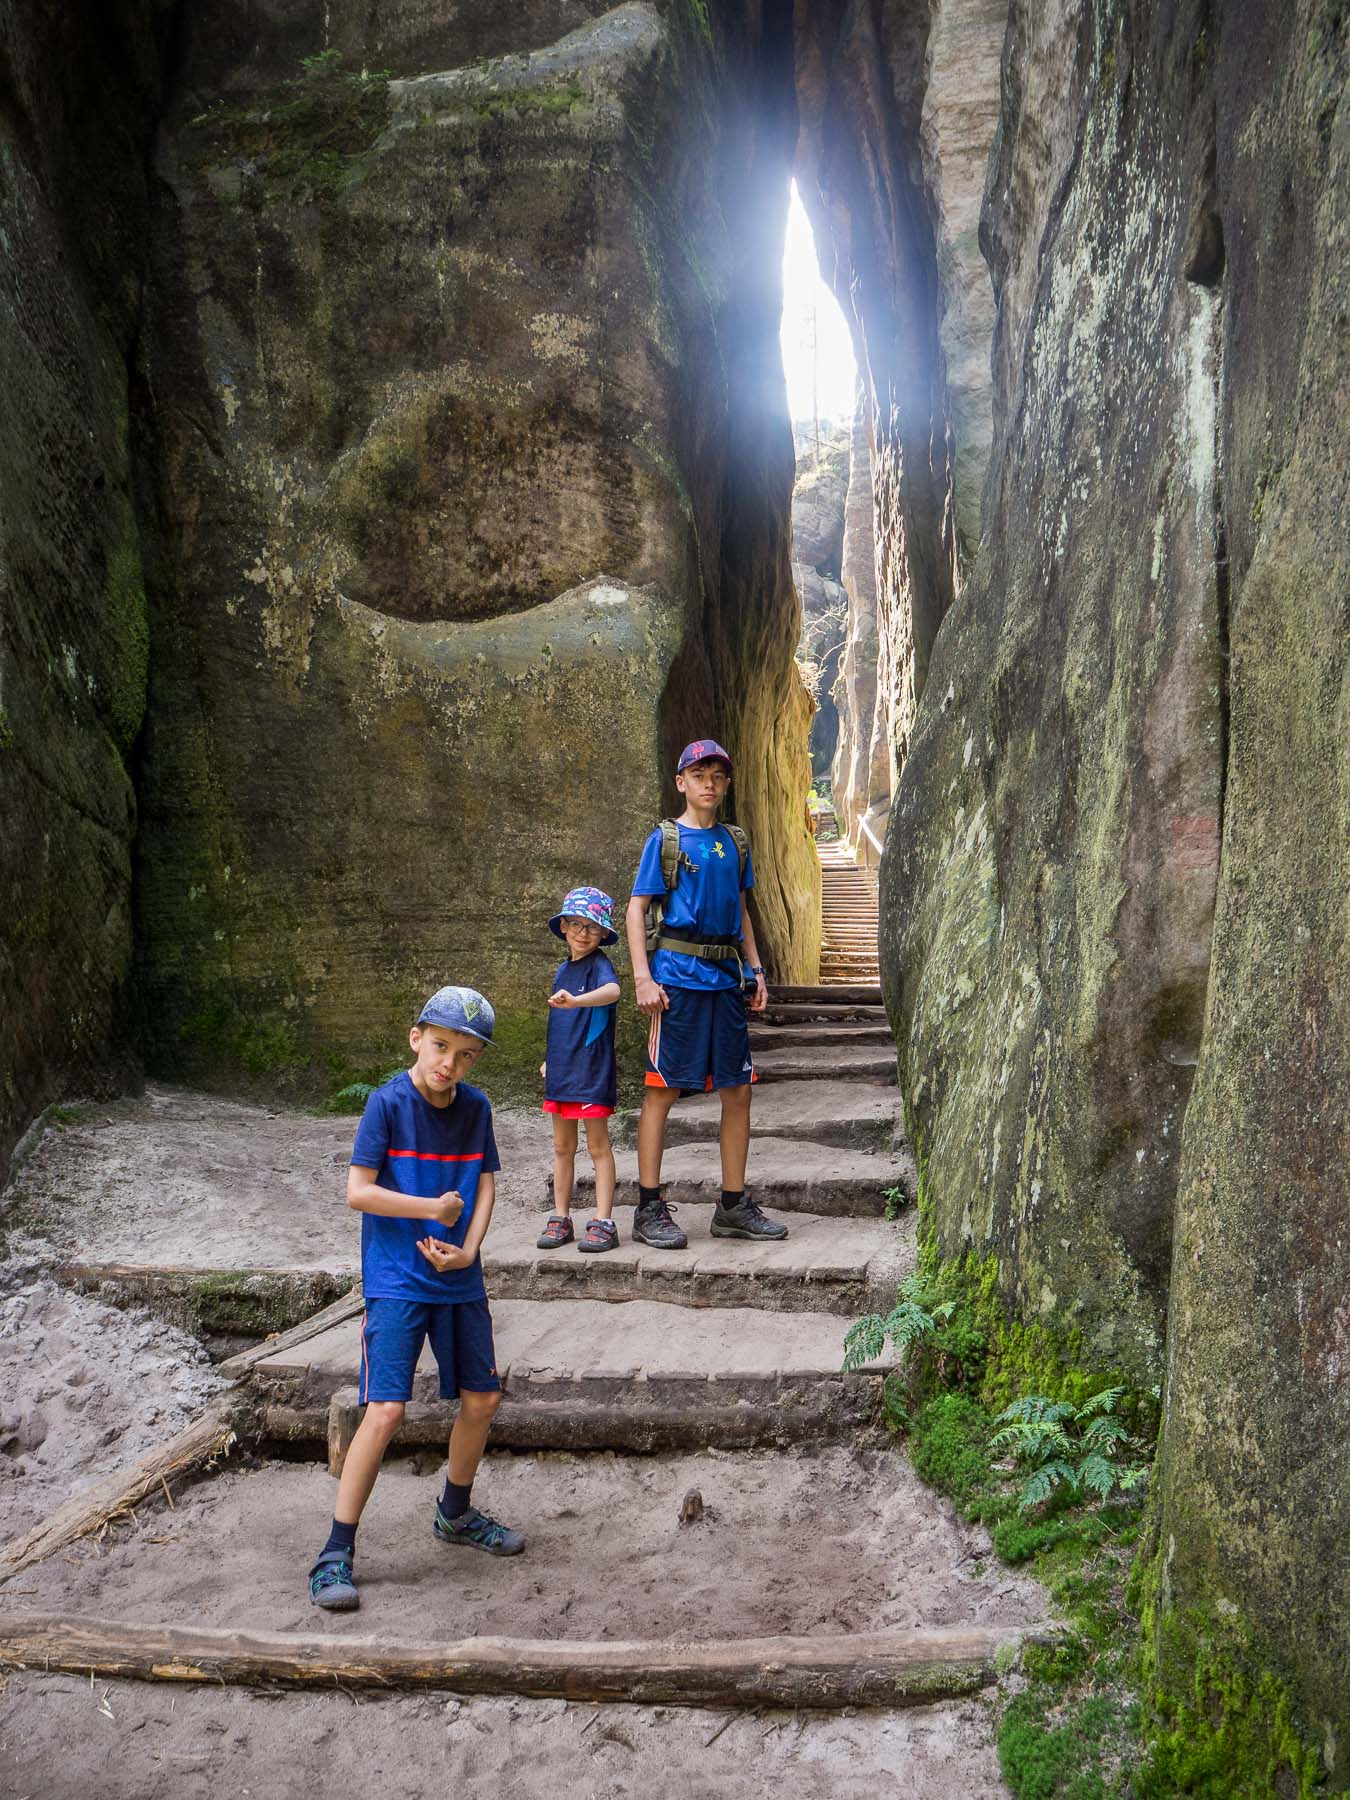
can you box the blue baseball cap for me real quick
[677,738,732,774]
[416,985,495,1044]
[548,885,618,945]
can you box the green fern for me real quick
[841,1275,955,1372]
[994,1387,1149,1514]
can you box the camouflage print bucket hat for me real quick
[416,985,495,1043]
[547,886,618,945]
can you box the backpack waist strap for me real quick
[656,935,742,962]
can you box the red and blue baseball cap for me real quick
[548,885,618,945]
[677,738,732,774]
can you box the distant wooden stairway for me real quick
[817,840,881,986]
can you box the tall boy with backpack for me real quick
[624,739,789,1249]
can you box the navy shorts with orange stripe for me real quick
[358,1296,500,1403]
[645,985,756,1092]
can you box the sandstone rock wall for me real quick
[795,0,1005,790]
[0,1,159,1181]
[879,0,1347,1768]
[1152,0,1349,1758]
[134,0,817,1095]
[791,423,848,777]
[831,398,888,855]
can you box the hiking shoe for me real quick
[536,1213,574,1249]
[710,1194,789,1241]
[433,1503,525,1556]
[578,1217,620,1254]
[632,1196,687,1250]
[309,1550,359,1611]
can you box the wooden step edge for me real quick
[0,1612,1039,1710]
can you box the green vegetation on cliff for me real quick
[860,1240,1341,1797]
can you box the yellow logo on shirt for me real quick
[712,837,726,858]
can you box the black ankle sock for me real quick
[323,1518,357,1558]
[720,1189,745,1209]
[638,1185,662,1208]
[441,1477,473,1520]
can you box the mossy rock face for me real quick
[0,0,159,1184]
[1149,6,1350,1778]
[884,6,1228,1383]
[137,2,816,1097]
[885,0,1349,1780]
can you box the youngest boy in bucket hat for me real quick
[537,886,622,1253]
[307,985,523,1613]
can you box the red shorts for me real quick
[542,1100,615,1119]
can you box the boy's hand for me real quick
[750,973,768,1012]
[427,1190,464,1227]
[539,1061,547,1078]
[547,990,576,1009]
[635,975,669,1016]
[416,1237,474,1273]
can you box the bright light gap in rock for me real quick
[780,179,856,433]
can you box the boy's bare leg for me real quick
[585,1118,616,1218]
[448,1389,502,1485]
[333,1401,405,1524]
[550,1115,578,1215]
[636,1086,681,1187]
[717,1081,752,1191]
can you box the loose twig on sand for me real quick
[0,1403,240,1586]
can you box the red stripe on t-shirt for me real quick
[386,1150,484,1162]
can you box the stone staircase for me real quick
[818,839,881,984]
[13,1020,1045,1727]
[257,988,911,1460]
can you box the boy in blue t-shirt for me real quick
[624,739,789,1251]
[307,985,524,1613]
[537,885,622,1253]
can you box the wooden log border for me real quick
[0,1614,1022,1709]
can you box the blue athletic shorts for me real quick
[358,1297,500,1403]
[645,985,756,1092]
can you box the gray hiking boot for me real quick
[433,1504,525,1556]
[309,1550,359,1611]
[632,1194,687,1250]
[710,1193,789,1241]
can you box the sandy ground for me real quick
[0,1675,1013,1800]
[15,1445,1046,1642]
[0,1093,1040,1796]
[4,1086,553,1271]
[0,1257,227,1542]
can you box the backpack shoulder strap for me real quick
[724,823,749,884]
[657,819,682,892]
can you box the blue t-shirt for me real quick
[545,949,618,1108]
[632,822,755,991]
[350,1071,500,1304]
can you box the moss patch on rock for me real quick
[184,50,391,205]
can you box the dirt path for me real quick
[0,993,1045,1795]
[0,1674,1014,1800]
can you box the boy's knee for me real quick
[584,1121,613,1155]
[459,1388,501,1422]
[363,1400,406,1436]
[720,1082,751,1111]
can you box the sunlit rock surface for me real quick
[831,401,889,856]
[791,423,848,779]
